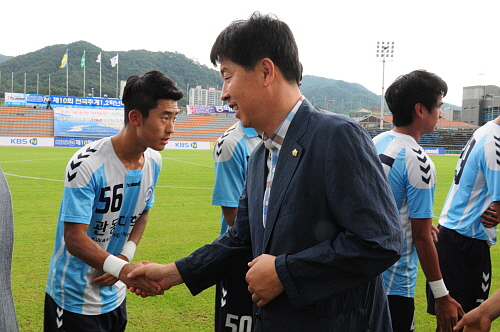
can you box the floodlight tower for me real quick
[376,41,395,129]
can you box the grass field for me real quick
[1,146,500,331]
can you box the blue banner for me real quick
[5,93,123,109]
[424,147,445,155]
[187,105,235,114]
[54,137,99,147]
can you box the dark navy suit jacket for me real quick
[177,99,402,331]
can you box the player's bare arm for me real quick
[411,218,464,332]
[64,222,162,295]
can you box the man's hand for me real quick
[118,262,164,297]
[432,224,440,243]
[246,254,284,307]
[481,206,499,228]
[435,294,465,332]
[127,262,183,297]
[454,306,493,331]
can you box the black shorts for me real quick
[388,295,415,332]
[44,293,127,332]
[215,260,254,332]
[426,226,491,314]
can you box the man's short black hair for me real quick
[122,70,183,124]
[210,12,302,85]
[385,70,447,127]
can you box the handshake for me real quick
[111,261,183,297]
[97,254,284,307]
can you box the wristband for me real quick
[103,255,128,278]
[429,279,449,298]
[120,241,137,262]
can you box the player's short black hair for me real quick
[385,70,447,127]
[210,12,302,85]
[122,70,183,124]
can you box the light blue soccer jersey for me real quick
[46,137,162,315]
[212,121,260,235]
[439,121,500,244]
[373,131,436,297]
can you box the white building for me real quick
[189,86,223,106]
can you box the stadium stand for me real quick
[0,107,53,137]
[0,107,475,151]
[365,128,473,151]
[449,131,473,147]
[172,115,238,141]
[0,107,238,142]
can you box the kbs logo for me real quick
[10,138,38,145]
[174,142,198,149]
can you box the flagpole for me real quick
[66,49,69,96]
[115,53,119,98]
[83,50,86,97]
[99,52,102,98]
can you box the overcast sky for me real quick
[2,0,499,106]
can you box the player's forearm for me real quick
[414,237,442,281]
[411,218,442,281]
[221,206,237,226]
[65,229,110,270]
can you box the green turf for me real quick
[1,148,500,331]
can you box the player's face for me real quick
[424,95,443,133]
[140,99,178,151]
[219,59,265,132]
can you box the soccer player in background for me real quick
[428,113,500,331]
[373,70,464,332]
[44,70,183,332]
[212,120,260,331]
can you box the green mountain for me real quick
[0,41,460,111]
[0,41,222,107]
[301,75,381,113]
[301,75,460,113]
[0,55,12,64]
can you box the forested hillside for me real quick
[0,41,222,107]
[0,55,12,64]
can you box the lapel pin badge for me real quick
[292,149,298,157]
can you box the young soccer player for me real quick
[44,70,183,332]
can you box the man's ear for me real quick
[414,103,425,119]
[128,109,142,127]
[260,58,275,87]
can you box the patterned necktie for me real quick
[263,142,278,228]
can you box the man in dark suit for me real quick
[128,12,403,331]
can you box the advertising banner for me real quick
[5,93,123,109]
[53,107,123,138]
[165,141,211,150]
[424,147,445,155]
[5,93,27,106]
[0,137,54,147]
[54,137,99,147]
[187,105,235,115]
